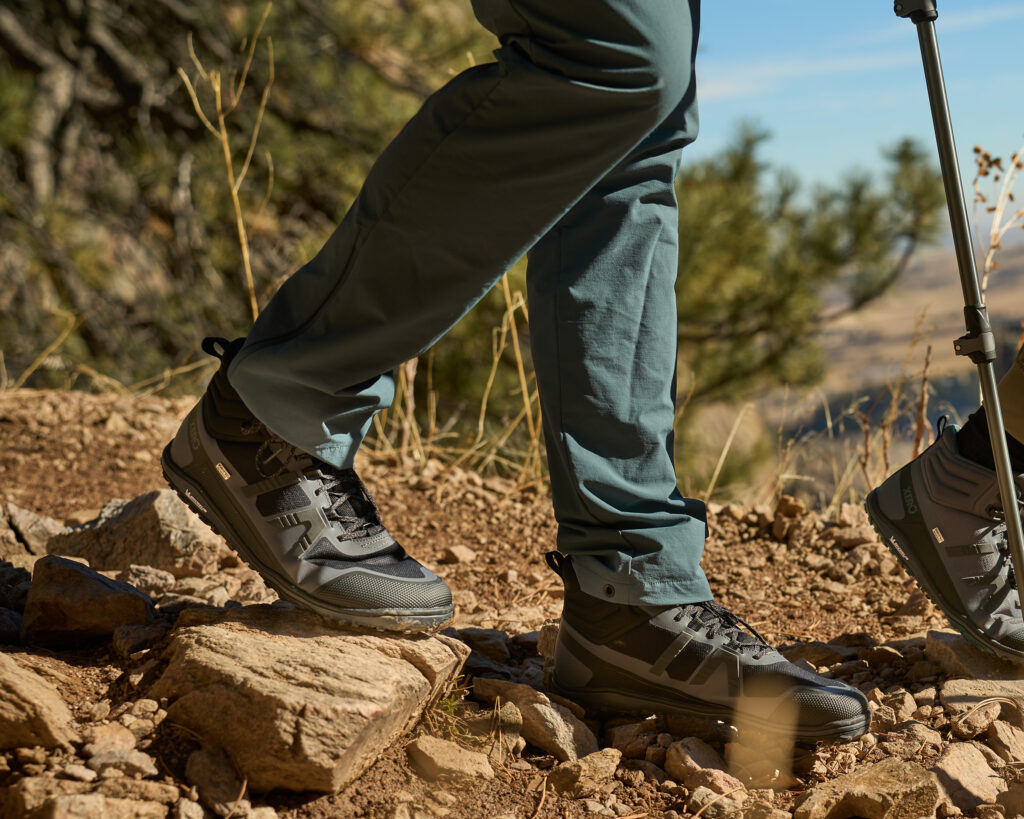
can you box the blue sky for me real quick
[693,2,1024,191]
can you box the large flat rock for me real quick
[148,605,469,793]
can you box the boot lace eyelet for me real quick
[603,584,615,598]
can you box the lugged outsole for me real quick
[865,490,1024,662]
[161,444,454,635]
[550,679,870,744]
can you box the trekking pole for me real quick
[894,0,1024,600]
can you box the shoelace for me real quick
[310,467,386,539]
[673,600,773,659]
[242,419,385,539]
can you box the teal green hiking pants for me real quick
[228,0,713,606]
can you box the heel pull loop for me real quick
[201,337,232,360]
[545,550,566,578]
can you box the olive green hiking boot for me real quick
[866,419,1024,661]
[161,337,454,632]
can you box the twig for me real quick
[225,776,248,818]
[12,309,78,389]
[528,777,548,819]
[911,344,932,459]
[954,696,1017,728]
[705,402,752,504]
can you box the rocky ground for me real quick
[2,388,1024,819]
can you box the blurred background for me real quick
[1,0,1021,508]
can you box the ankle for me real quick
[957,409,1024,473]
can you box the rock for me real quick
[456,627,511,663]
[6,503,67,554]
[930,742,1005,814]
[776,495,806,517]
[96,778,179,804]
[0,513,26,560]
[548,748,621,797]
[684,768,746,797]
[952,699,1001,739]
[884,691,917,723]
[606,718,658,759]
[148,604,469,793]
[174,800,206,819]
[87,748,159,778]
[20,555,154,642]
[537,622,559,659]
[664,736,728,782]
[941,678,1022,728]
[186,745,250,816]
[988,720,1024,764]
[0,607,22,642]
[743,802,791,819]
[929,630,1024,720]
[84,722,137,756]
[112,621,170,658]
[793,757,939,819]
[687,785,745,819]
[0,777,87,817]
[117,564,178,596]
[779,642,852,666]
[859,645,904,666]
[48,489,233,577]
[407,736,494,784]
[61,763,98,782]
[27,792,167,818]
[998,782,1024,816]
[871,705,897,733]
[889,721,942,746]
[619,759,668,786]
[440,545,476,564]
[472,677,597,761]
[0,561,32,610]
[832,525,876,550]
[0,653,78,749]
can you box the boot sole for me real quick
[865,489,1024,662]
[549,676,870,744]
[161,444,454,634]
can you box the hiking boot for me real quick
[161,337,454,631]
[545,552,870,743]
[866,419,1024,660]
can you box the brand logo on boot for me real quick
[902,487,918,515]
[889,535,909,561]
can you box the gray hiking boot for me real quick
[161,337,454,631]
[545,553,870,743]
[866,419,1024,660]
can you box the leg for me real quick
[527,90,710,606]
[228,0,698,469]
[534,15,869,743]
[163,0,699,632]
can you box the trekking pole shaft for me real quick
[913,19,1024,593]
